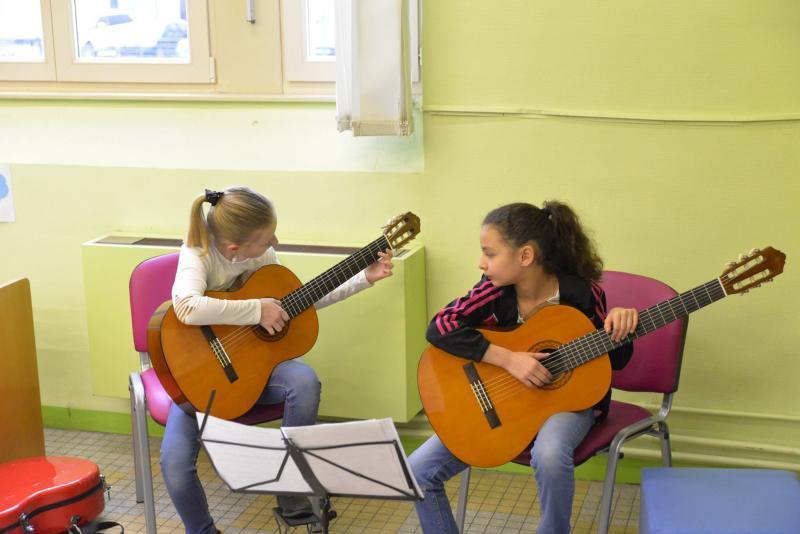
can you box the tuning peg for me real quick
[725,261,736,268]
[750,248,760,255]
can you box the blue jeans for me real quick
[159,360,321,534]
[409,409,595,534]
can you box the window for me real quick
[0,1,45,61]
[0,0,55,80]
[283,0,420,86]
[53,0,211,83]
[0,0,420,99]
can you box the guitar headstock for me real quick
[383,212,421,249]
[720,246,786,295]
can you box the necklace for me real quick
[517,276,559,323]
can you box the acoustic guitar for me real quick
[149,212,420,420]
[418,247,785,467]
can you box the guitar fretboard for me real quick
[281,235,391,319]
[544,278,726,374]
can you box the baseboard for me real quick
[42,404,800,479]
[42,405,166,438]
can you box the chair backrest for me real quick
[600,270,688,394]
[129,252,180,353]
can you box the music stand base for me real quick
[271,504,336,533]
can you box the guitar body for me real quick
[418,305,611,468]
[0,456,105,534]
[149,263,319,420]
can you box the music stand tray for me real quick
[196,411,423,533]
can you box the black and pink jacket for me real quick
[426,273,633,419]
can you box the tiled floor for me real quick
[44,428,639,533]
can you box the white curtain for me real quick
[335,0,414,136]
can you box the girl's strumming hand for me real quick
[259,298,289,335]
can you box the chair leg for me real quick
[455,466,471,534]
[659,421,672,467]
[597,443,623,534]
[130,372,157,534]
[129,374,144,503]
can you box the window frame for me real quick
[50,0,213,84]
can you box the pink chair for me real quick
[128,252,284,534]
[454,270,688,534]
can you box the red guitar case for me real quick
[0,456,108,534]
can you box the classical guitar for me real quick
[149,212,421,420]
[418,247,786,468]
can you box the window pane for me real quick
[73,0,190,61]
[306,0,335,61]
[0,0,45,62]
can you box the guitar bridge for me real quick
[201,326,239,383]
[463,363,501,429]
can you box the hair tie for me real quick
[204,189,224,206]
[541,204,553,221]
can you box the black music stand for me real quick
[196,395,422,533]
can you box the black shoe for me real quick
[276,495,314,519]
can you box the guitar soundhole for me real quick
[253,322,290,342]
[529,341,572,390]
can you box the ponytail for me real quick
[186,194,211,254]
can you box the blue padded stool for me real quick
[640,468,800,534]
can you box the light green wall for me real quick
[425,1,800,118]
[419,0,800,469]
[0,1,798,469]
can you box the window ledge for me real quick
[0,90,337,103]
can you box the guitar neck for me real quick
[281,235,391,319]
[548,278,727,374]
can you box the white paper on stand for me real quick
[197,414,312,494]
[283,418,422,498]
[197,414,421,499]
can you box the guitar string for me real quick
[487,285,724,405]
[214,232,415,364]
[473,281,725,406]
[212,232,417,362]
[217,236,390,351]
[220,236,386,344]
[211,236,391,351]
[484,286,715,400]
[479,279,722,391]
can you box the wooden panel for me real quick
[0,278,45,462]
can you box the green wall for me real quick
[1,1,798,470]
[419,0,800,470]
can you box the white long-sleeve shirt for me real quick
[171,242,372,326]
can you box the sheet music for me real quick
[197,414,421,498]
[197,414,312,494]
[283,418,423,498]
